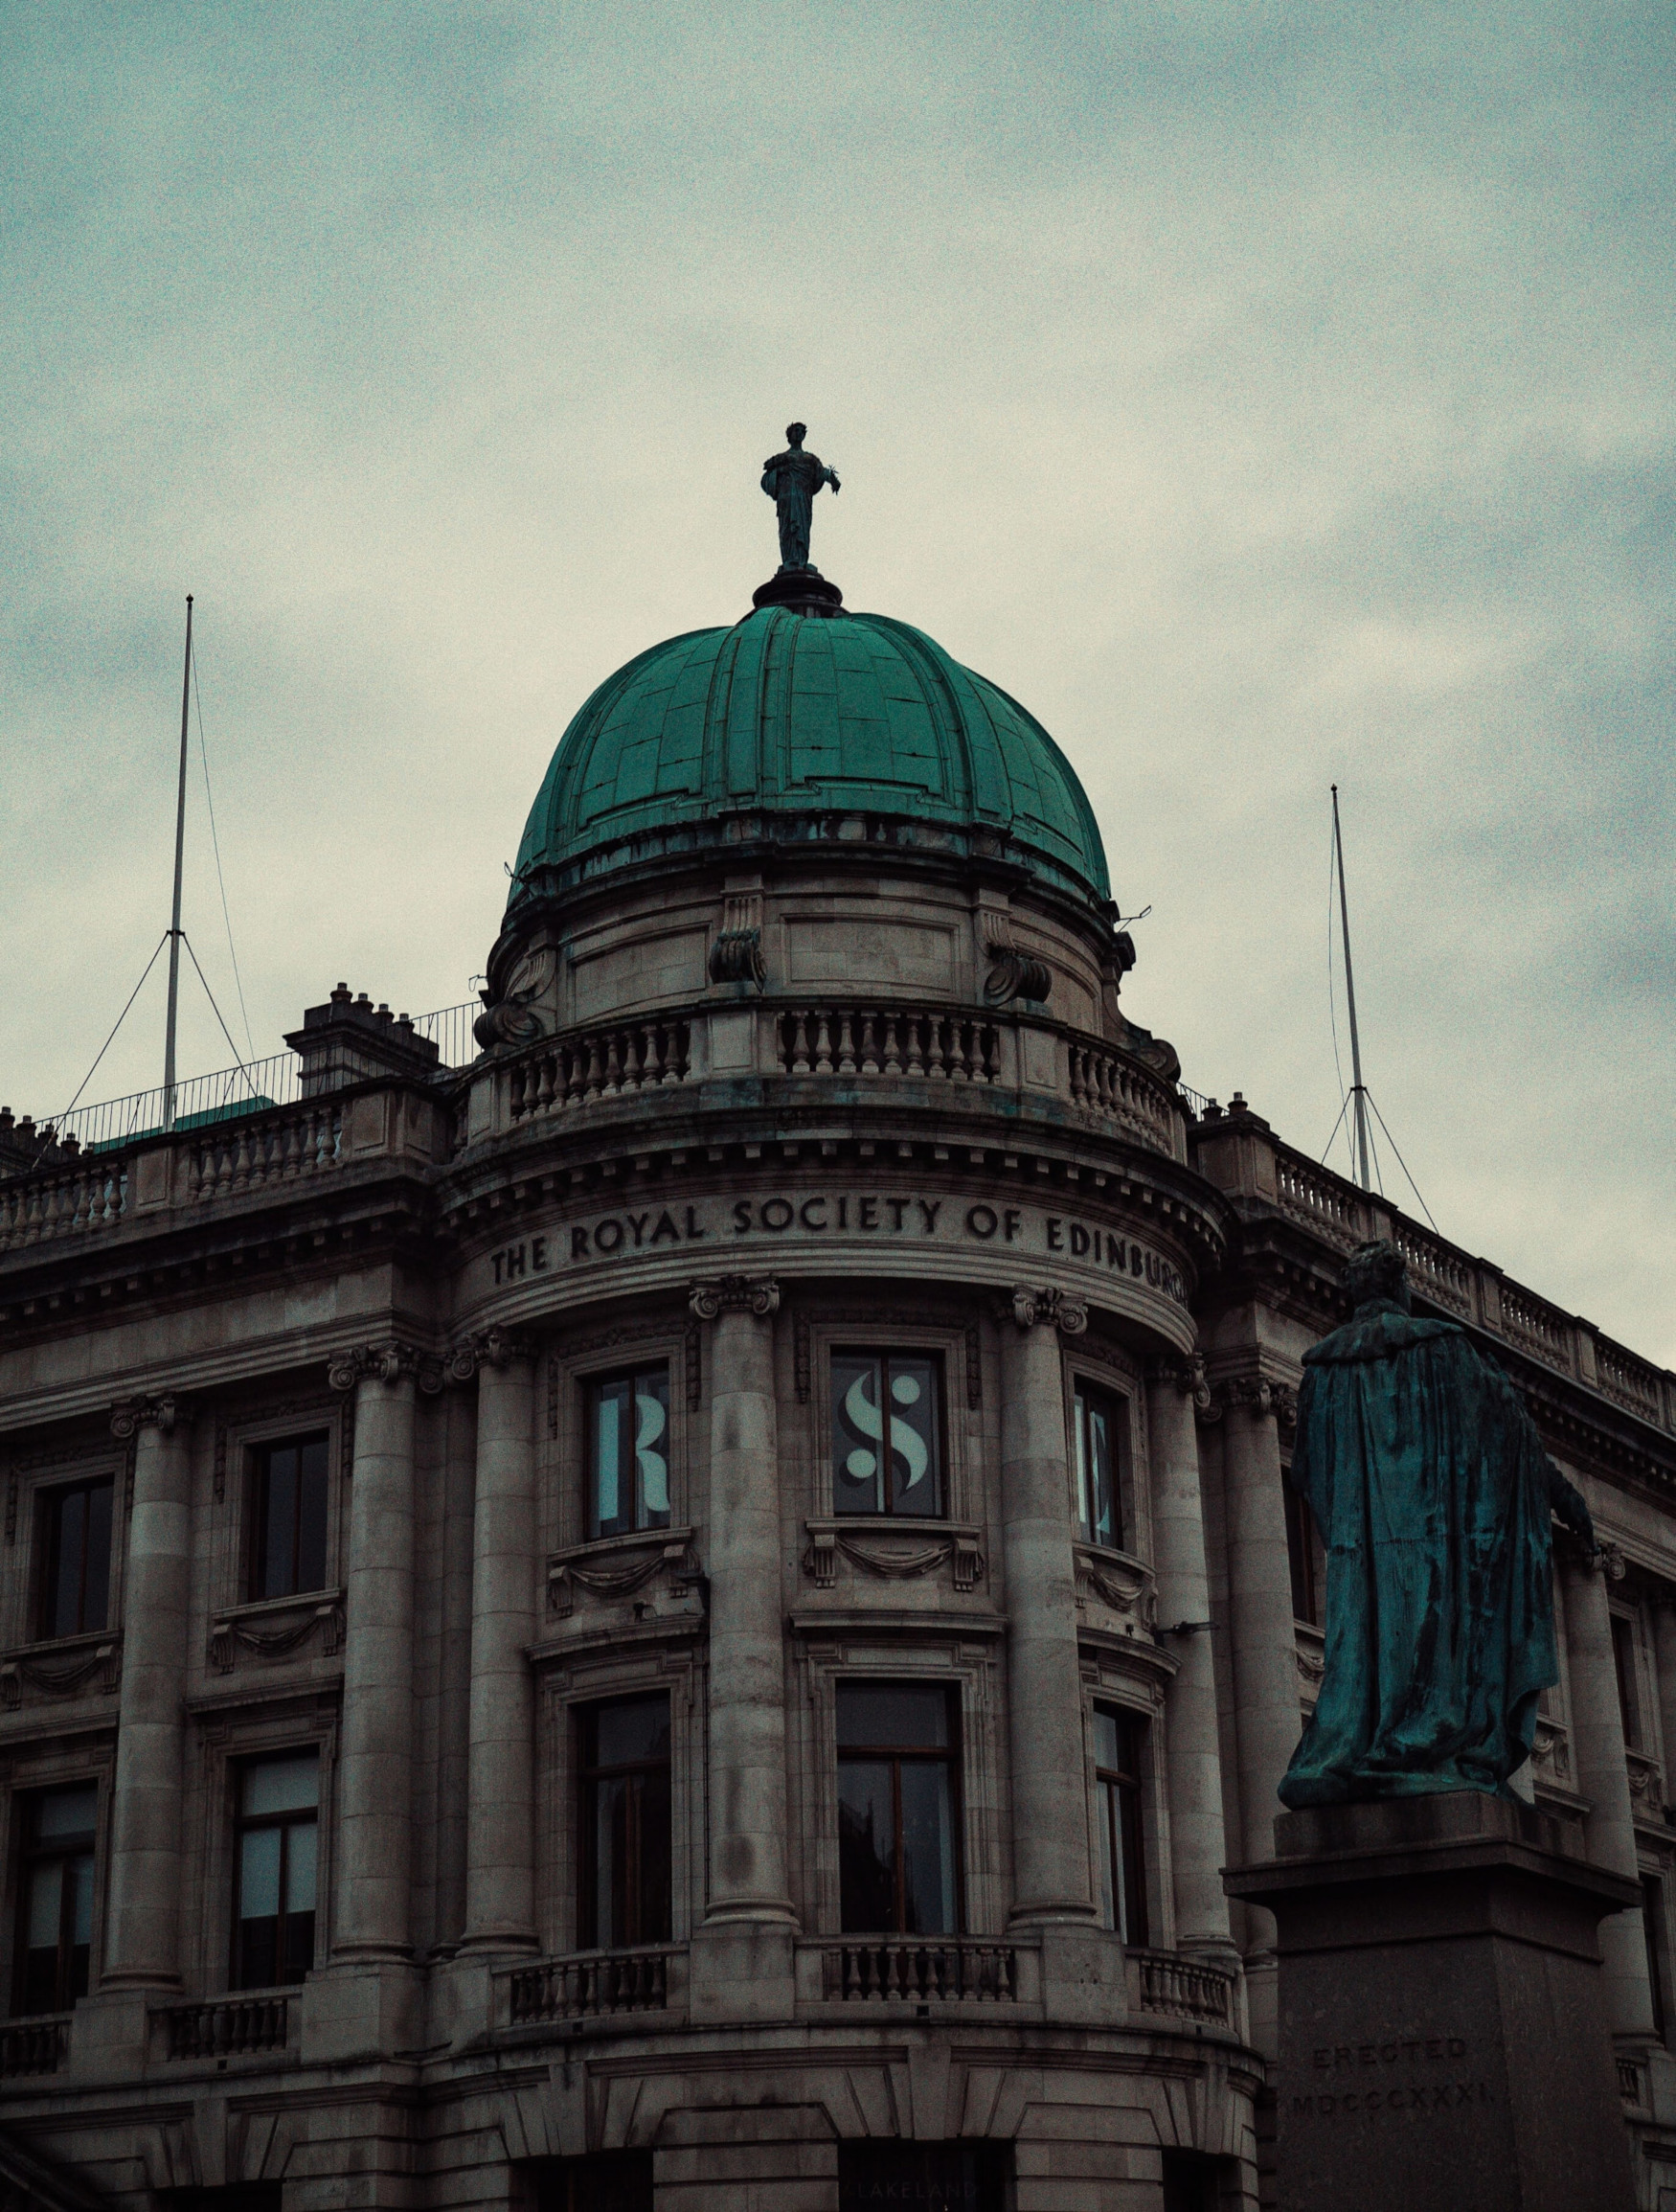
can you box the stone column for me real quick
[461,1330,539,1954]
[693,1277,792,1927]
[328,1344,422,1961]
[688,1276,793,2022]
[1650,1592,1676,1814]
[1560,1543,1657,2042]
[999,1288,1097,1926]
[102,1397,193,1989]
[1145,1358,1237,1966]
[1219,1371,1302,2053]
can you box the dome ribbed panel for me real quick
[510,606,1110,906]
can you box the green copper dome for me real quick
[510,605,1111,909]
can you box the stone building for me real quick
[0,572,1673,2212]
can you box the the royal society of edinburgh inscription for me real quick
[483,1189,1189,1304]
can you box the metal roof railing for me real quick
[34,1002,480,1156]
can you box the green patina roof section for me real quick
[512,605,1110,902]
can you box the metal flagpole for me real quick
[1331,783,1371,1193]
[163,595,193,1133]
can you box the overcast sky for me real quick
[3,3,1671,1362]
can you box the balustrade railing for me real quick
[1274,1151,1368,1251]
[1067,1040,1179,1152]
[1393,1221,1476,1320]
[159,1994,290,2060]
[184,1103,343,1202]
[1597,1343,1666,1426]
[820,1938,1021,2003]
[1499,1283,1575,1373]
[0,1157,126,1251]
[509,1022,691,1121]
[1127,1947,1236,2027]
[506,1945,676,2024]
[0,2016,68,2075]
[779,1006,1001,1084]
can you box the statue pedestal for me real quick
[752,567,843,616]
[1226,1793,1640,2212]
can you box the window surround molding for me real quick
[187,1701,339,1997]
[789,1636,1004,1940]
[549,1325,691,1554]
[537,1647,700,1955]
[0,1745,116,2018]
[804,1316,977,1529]
[1080,1664,1167,1953]
[1,1449,125,1656]
[1058,1337,1151,1567]
[209,1400,344,1624]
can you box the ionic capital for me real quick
[327,1341,439,1394]
[1217,1370,1298,1434]
[1148,1352,1213,1412]
[110,1394,184,1441]
[449,1326,540,1380]
[689,1274,780,1321]
[1003,1286,1088,1336]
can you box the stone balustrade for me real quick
[157,1993,291,2061]
[184,1102,342,1200]
[1126,1946,1237,2028]
[0,2016,69,2076]
[504,1945,680,2026]
[814,1937,1025,2004]
[509,1019,692,1122]
[779,1004,1002,1084]
[0,1155,126,1250]
[1066,1038,1181,1154]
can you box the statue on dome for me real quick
[761,422,840,573]
[1279,1241,1596,1809]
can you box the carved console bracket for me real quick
[802,1519,986,1592]
[209,1596,346,1676]
[982,916,1051,1007]
[473,940,555,1052]
[689,1275,781,1320]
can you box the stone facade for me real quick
[0,609,1672,2212]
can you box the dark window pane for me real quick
[1284,1476,1324,1628]
[1076,1385,1121,1548]
[82,1483,112,1631]
[898,1761,958,1935]
[34,1786,97,1844]
[532,2151,656,2212]
[1613,1615,1640,1746]
[296,1437,329,1591]
[636,1765,672,1945]
[1094,1707,1150,1946]
[260,1445,298,1598]
[47,1489,85,1638]
[242,1753,319,1817]
[589,1696,671,1770]
[1645,1875,1667,2043]
[885,1356,939,1514]
[836,1684,950,1751]
[838,1760,897,1932]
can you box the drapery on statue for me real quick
[1279,1241,1596,1809]
[761,422,840,573]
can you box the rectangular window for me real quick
[1074,1381,1125,1549]
[1283,1474,1325,1629]
[1093,1707,1149,1947]
[1644,1875,1668,2043]
[38,1479,113,1641]
[251,1433,330,1602]
[1613,1614,1641,1747]
[836,1683,960,1934]
[14,1784,97,2015]
[586,1369,671,1541]
[831,1351,944,1518]
[233,1751,319,1989]
[578,1696,671,1949]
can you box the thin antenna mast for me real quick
[1331,784,1371,1192]
[163,595,193,1132]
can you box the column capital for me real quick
[1214,1368,1298,1434]
[1148,1351,1213,1412]
[689,1273,780,1320]
[327,1341,440,1395]
[1002,1285,1087,1335]
[110,1394,186,1440]
[1558,1528,1627,1580]
[448,1326,540,1380]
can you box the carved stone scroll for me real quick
[689,1275,780,1320]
